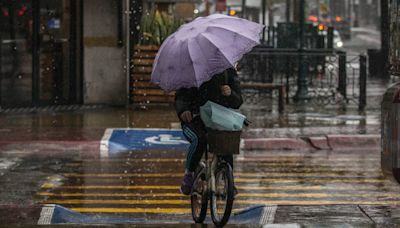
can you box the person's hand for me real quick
[180,111,192,123]
[221,85,232,96]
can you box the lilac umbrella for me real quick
[151,14,264,92]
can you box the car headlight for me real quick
[336,41,343,48]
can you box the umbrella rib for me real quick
[199,33,233,73]
[205,26,260,63]
[181,39,199,88]
[207,24,263,42]
[159,39,180,90]
[187,39,203,87]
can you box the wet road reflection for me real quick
[37,149,400,219]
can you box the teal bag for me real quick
[200,101,246,131]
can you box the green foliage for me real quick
[137,10,185,45]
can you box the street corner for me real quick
[326,134,380,150]
[242,138,313,151]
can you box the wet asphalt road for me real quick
[2,145,400,225]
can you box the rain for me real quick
[1,0,400,226]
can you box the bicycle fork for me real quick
[208,154,218,195]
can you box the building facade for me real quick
[0,0,132,108]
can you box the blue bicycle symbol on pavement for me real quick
[101,128,189,157]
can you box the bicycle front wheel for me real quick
[210,162,234,227]
[191,167,207,223]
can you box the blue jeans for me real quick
[182,117,233,172]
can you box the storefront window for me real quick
[0,0,33,107]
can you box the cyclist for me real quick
[175,67,243,195]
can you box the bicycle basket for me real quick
[207,128,242,155]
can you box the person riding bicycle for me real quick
[175,67,243,195]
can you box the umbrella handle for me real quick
[223,69,229,84]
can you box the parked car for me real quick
[322,29,344,48]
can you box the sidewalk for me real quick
[0,102,381,153]
[0,67,390,150]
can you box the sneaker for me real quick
[180,172,194,195]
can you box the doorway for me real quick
[0,0,82,108]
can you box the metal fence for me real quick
[239,47,367,110]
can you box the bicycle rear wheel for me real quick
[191,167,207,223]
[210,162,234,227]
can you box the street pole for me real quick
[286,0,291,22]
[262,0,266,42]
[353,0,359,27]
[381,0,389,78]
[294,0,309,101]
[205,0,210,16]
[126,0,131,107]
[347,0,351,26]
[242,0,246,18]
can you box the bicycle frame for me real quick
[204,145,224,196]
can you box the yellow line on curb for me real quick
[71,207,190,214]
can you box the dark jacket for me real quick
[175,68,243,121]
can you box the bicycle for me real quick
[190,127,242,227]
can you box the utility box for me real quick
[381,82,400,183]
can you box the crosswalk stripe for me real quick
[66,160,378,167]
[41,184,178,190]
[40,184,392,191]
[234,178,387,183]
[43,199,400,206]
[62,167,381,172]
[45,178,387,184]
[237,200,400,205]
[71,206,260,214]
[44,199,187,204]
[38,192,183,197]
[66,157,379,164]
[38,192,400,198]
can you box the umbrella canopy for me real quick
[151,14,264,92]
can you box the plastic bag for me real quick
[200,101,246,131]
